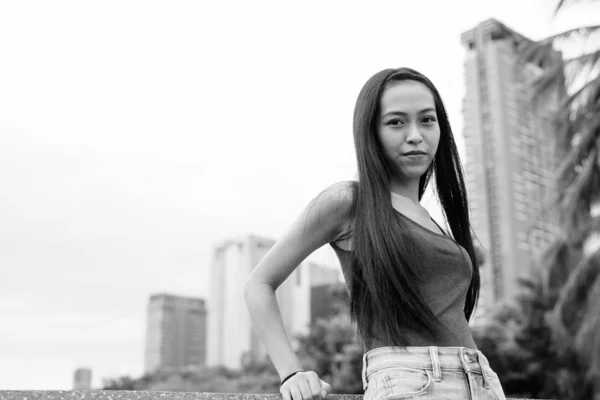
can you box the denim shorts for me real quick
[362,346,506,400]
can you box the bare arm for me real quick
[243,182,354,382]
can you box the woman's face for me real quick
[376,79,440,183]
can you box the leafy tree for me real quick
[473,271,593,399]
[295,283,363,394]
[518,0,600,396]
[102,375,139,390]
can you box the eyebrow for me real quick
[382,108,436,118]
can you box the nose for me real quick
[406,122,423,144]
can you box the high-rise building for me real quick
[144,293,207,373]
[207,234,342,369]
[73,367,92,390]
[461,19,564,304]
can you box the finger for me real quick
[306,373,323,399]
[320,381,333,398]
[289,386,304,400]
[280,386,292,400]
[298,381,314,400]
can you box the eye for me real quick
[422,116,437,124]
[387,119,405,126]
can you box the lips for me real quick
[403,151,427,156]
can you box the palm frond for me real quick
[517,40,556,69]
[539,24,600,45]
[554,0,600,15]
[582,215,600,238]
[548,97,600,206]
[552,251,600,338]
[529,51,600,112]
[563,52,600,100]
[564,51,600,73]
[572,115,600,165]
[554,115,600,183]
[568,213,600,248]
[528,61,567,104]
[558,148,599,229]
[518,27,600,108]
[539,79,583,153]
[537,235,584,301]
[573,275,600,382]
[556,74,600,118]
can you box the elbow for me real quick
[243,278,253,302]
[243,277,260,305]
[243,278,252,302]
[244,277,274,305]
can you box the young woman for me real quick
[244,68,506,400]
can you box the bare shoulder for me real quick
[304,180,355,237]
[245,181,356,289]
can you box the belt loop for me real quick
[477,351,490,389]
[459,347,470,373]
[362,352,368,390]
[428,346,442,382]
[459,348,475,399]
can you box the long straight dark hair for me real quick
[348,67,479,345]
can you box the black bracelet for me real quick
[281,370,304,385]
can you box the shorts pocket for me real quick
[379,367,432,399]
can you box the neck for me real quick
[389,178,421,204]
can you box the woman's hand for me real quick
[280,371,332,400]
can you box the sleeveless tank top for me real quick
[330,209,477,350]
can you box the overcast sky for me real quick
[0,0,597,391]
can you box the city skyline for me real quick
[1,0,596,390]
[67,234,343,384]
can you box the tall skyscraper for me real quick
[461,19,564,304]
[144,293,208,373]
[73,367,92,390]
[207,234,342,369]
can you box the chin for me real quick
[399,167,430,180]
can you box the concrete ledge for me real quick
[0,391,545,400]
[0,392,353,400]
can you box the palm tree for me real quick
[521,0,600,396]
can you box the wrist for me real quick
[275,357,304,382]
[279,364,304,381]
[281,370,304,385]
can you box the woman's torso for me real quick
[330,200,477,351]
